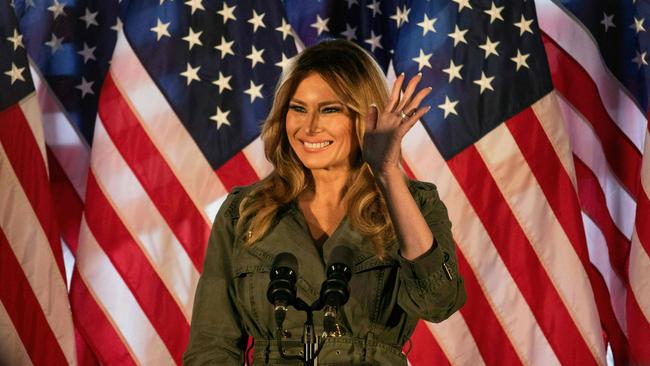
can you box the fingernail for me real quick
[426,106,432,112]
[427,86,433,90]
[417,72,422,77]
[400,72,405,77]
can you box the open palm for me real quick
[363,73,432,176]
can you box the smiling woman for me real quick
[184,39,466,365]
[285,73,359,172]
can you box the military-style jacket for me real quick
[184,180,466,365]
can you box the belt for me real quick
[250,333,406,366]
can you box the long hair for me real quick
[236,39,395,257]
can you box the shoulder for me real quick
[221,181,263,221]
[406,179,450,226]
[407,179,437,193]
[406,179,440,202]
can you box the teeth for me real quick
[303,141,332,149]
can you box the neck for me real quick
[304,167,351,206]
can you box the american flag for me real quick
[0,0,76,365]
[2,0,649,364]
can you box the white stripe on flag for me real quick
[19,93,48,173]
[92,118,200,320]
[0,143,76,365]
[110,31,226,223]
[30,63,89,199]
[0,302,33,366]
[403,121,562,366]
[630,129,650,321]
[629,229,650,322]
[532,91,578,189]
[643,131,650,189]
[243,137,274,179]
[582,212,628,335]
[535,0,647,152]
[556,94,636,239]
[475,124,606,361]
[454,216,561,365]
[426,314,485,366]
[76,216,176,365]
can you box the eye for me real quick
[289,104,306,113]
[321,106,341,113]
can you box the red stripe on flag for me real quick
[507,109,628,361]
[542,34,641,196]
[401,160,506,365]
[400,162,451,365]
[506,109,591,266]
[216,151,260,191]
[448,145,598,365]
[84,172,190,363]
[405,320,450,366]
[75,327,100,366]
[400,158,417,180]
[456,251,522,365]
[98,74,209,270]
[70,271,136,366]
[634,187,650,255]
[627,289,650,365]
[0,228,69,366]
[589,265,630,365]
[0,104,66,279]
[46,147,84,254]
[574,158,630,281]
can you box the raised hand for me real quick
[363,73,432,177]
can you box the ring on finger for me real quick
[400,109,416,121]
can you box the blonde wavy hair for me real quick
[236,39,395,257]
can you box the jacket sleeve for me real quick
[184,189,248,365]
[396,181,466,323]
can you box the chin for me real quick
[299,159,335,170]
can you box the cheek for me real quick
[284,117,299,140]
[286,111,309,135]
[337,121,358,151]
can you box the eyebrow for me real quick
[289,98,344,107]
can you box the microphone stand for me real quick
[280,298,324,366]
[271,248,352,365]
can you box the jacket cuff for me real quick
[397,240,452,281]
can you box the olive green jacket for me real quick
[184,180,466,365]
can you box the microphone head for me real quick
[271,252,298,273]
[328,245,354,268]
[320,246,354,310]
[267,252,298,310]
[326,245,354,282]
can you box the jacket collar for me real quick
[239,201,398,301]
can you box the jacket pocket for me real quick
[233,265,273,330]
[232,264,318,338]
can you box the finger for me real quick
[365,104,378,132]
[403,87,432,117]
[396,73,422,112]
[398,106,430,136]
[385,73,405,113]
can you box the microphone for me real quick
[320,246,353,334]
[267,252,298,329]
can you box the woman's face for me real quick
[285,72,359,171]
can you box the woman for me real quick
[184,39,466,365]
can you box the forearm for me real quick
[374,166,434,260]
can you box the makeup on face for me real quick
[285,73,359,171]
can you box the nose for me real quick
[306,111,322,134]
